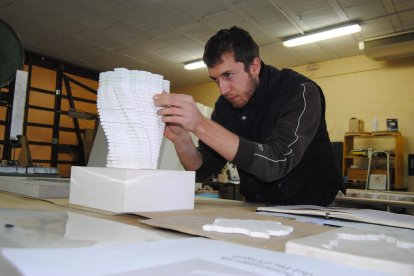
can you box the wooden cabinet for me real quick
[342,132,404,190]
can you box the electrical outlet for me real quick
[409,154,414,176]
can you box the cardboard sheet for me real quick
[0,192,330,252]
[136,197,261,219]
[139,207,331,252]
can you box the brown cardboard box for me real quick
[347,168,386,181]
[349,117,364,132]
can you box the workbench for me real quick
[0,186,412,275]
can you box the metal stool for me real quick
[365,149,391,191]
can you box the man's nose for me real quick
[218,80,229,95]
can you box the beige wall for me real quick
[172,55,414,191]
[173,81,219,108]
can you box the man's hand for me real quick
[153,93,204,170]
[154,92,239,163]
[163,122,189,144]
[153,93,204,133]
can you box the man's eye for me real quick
[223,73,232,79]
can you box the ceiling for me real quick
[1,0,414,88]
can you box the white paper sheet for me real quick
[1,238,389,276]
[0,209,183,249]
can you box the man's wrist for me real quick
[173,132,193,149]
[193,117,210,138]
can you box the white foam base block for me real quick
[69,166,195,213]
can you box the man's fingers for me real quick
[153,93,194,107]
[160,113,180,124]
[157,106,182,116]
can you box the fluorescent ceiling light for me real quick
[184,60,206,70]
[283,24,361,47]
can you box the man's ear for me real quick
[249,57,261,77]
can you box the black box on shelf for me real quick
[386,118,398,131]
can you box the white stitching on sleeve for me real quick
[253,83,307,163]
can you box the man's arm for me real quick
[193,116,239,161]
[164,124,202,170]
[232,82,322,182]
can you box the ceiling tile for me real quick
[1,0,413,88]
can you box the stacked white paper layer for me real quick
[97,68,170,169]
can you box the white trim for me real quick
[253,83,307,163]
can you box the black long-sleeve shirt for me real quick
[196,63,344,206]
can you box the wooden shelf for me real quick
[345,155,395,160]
[347,168,393,182]
[343,132,404,189]
[345,131,401,137]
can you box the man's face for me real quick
[208,53,260,108]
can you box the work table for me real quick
[0,188,413,275]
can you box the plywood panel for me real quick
[59,152,77,161]
[26,126,52,143]
[63,73,98,100]
[60,98,71,110]
[27,109,54,125]
[29,90,55,108]
[0,106,7,120]
[58,164,71,177]
[60,97,97,113]
[31,66,56,91]
[59,131,77,145]
[0,89,9,141]
[59,116,96,130]
[29,145,51,160]
[78,120,96,129]
[0,125,5,138]
[59,115,75,128]
[72,101,97,114]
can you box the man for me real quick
[154,26,345,206]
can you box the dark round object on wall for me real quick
[0,18,25,87]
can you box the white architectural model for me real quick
[203,218,293,238]
[69,68,195,213]
[97,68,170,169]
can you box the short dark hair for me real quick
[203,26,260,71]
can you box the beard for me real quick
[231,72,259,109]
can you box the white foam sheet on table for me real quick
[285,226,414,276]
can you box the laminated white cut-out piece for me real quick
[97,68,169,169]
[203,218,294,239]
[285,227,414,276]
